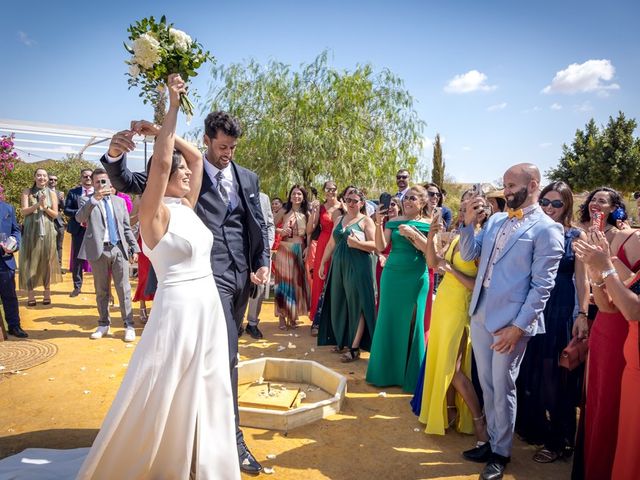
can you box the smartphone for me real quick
[472,183,482,197]
[432,206,443,224]
[379,192,392,210]
[99,178,112,193]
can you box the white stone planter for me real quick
[237,357,347,432]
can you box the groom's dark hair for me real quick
[204,111,242,139]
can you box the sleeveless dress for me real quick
[366,219,430,392]
[317,216,376,350]
[581,233,639,480]
[416,236,478,434]
[0,198,240,480]
[309,205,335,320]
[516,228,582,449]
[18,187,62,290]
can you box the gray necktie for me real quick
[215,171,230,207]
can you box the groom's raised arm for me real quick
[100,130,148,195]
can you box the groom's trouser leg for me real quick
[214,266,250,448]
[471,292,530,458]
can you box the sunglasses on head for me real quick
[427,191,441,198]
[539,198,564,208]
[344,197,361,205]
[396,175,409,180]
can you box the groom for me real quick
[101,112,270,474]
[458,163,564,480]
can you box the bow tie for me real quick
[507,209,524,220]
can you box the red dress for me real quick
[611,313,640,479]
[309,206,335,320]
[133,236,154,302]
[583,235,639,480]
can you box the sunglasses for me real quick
[396,175,409,180]
[404,195,419,202]
[539,198,564,208]
[390,202,398,208]
[48,178,58,182]
[344,197,361,205]
[82,175,92,179]
[427,191,441,198]
[325,188,337,193]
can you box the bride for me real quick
[0,75,240,479]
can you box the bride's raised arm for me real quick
[139,74,185,249]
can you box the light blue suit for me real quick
[459,206,563,457]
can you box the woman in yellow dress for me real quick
[415,190,489,445]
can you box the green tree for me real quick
[197,51,425,197]
[431,133,444,187]
[547,112,640,193]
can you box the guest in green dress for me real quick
[366,185,431,392]
[19,168,62,306]
[317,188,377,362]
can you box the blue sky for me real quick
[3,0,639,184]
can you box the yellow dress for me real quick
[418,236,478,434]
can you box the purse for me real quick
[559,336,589,371]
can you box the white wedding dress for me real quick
[0,198,240,480]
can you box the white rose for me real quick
[128,63,141,77]
[169,28,192,52]
[132,33,161,69]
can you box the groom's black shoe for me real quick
[238,440,262,474]
[463,442,492,463]
[246,324,263,339]
[479,453,510,480]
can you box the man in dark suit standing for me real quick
[64,169,94,296]
[101,112,270,474]
[0,200,27,338]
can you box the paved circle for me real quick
[0,339,58,374]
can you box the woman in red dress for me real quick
[307,181,342,334]
[573,188,637,480]
[574,226,640,480]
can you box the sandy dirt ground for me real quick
[0,236,571,479]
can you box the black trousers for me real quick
[214,263,251,449]
[0,264,20,328]
[70,231,85,290]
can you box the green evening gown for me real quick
[317,216,376,351]
[366,219,430,392]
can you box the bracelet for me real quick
[601,268,618,281]
[590,279,606,288]
[577,311,587,316]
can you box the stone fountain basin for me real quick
[237,357,347,432]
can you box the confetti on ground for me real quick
[263,467,274,474]
[125,344,134,348]
[304,352,309,356]
[378,392,387,398]
[0,366,5,371]
[48,377,55,381]
[122,364,128,367]
[413,428,420,432]
[83,390,91,395]
[294,334,300,338]
[287,342,296,349]
[276,346,286,352]
[260,353,265,357]
[108,374,116,379]
[266,454,277,460]
[79,367,86,371]
[310,348,315,352]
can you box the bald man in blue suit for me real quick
[458,164,564,480]
[0,200,27,338]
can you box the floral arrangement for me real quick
[0,133,18,200]
[124,15,213,119]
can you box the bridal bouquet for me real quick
[124,16,213,119]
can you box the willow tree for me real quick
[199,51,425,196]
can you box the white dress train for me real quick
[0,198,240,480]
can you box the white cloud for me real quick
[542,59,620,95]
[444,70,497,94]
[539,142,553,149]
[462,146,472,151]
[487,102,507,112]
[521,106,542,114]
[550,103,563,111]
[18,31,36,46]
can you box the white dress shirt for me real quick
[203,156,238,210]
[89,194,120,244]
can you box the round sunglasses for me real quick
[539,198,564,208]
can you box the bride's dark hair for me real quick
[146,149,183,177]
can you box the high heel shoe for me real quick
[447,405,458,429]
[278,317,287,330]
[140,307,149,324]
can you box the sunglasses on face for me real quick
[396,175,409,180]
[539,198,564,208]
[404,195,419,202]
[344,197,361,205]
[82,175,92,179]
[390,202,398,208]
[427,191,441,198]
[48,178,57,182]
[325,188,337,193]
